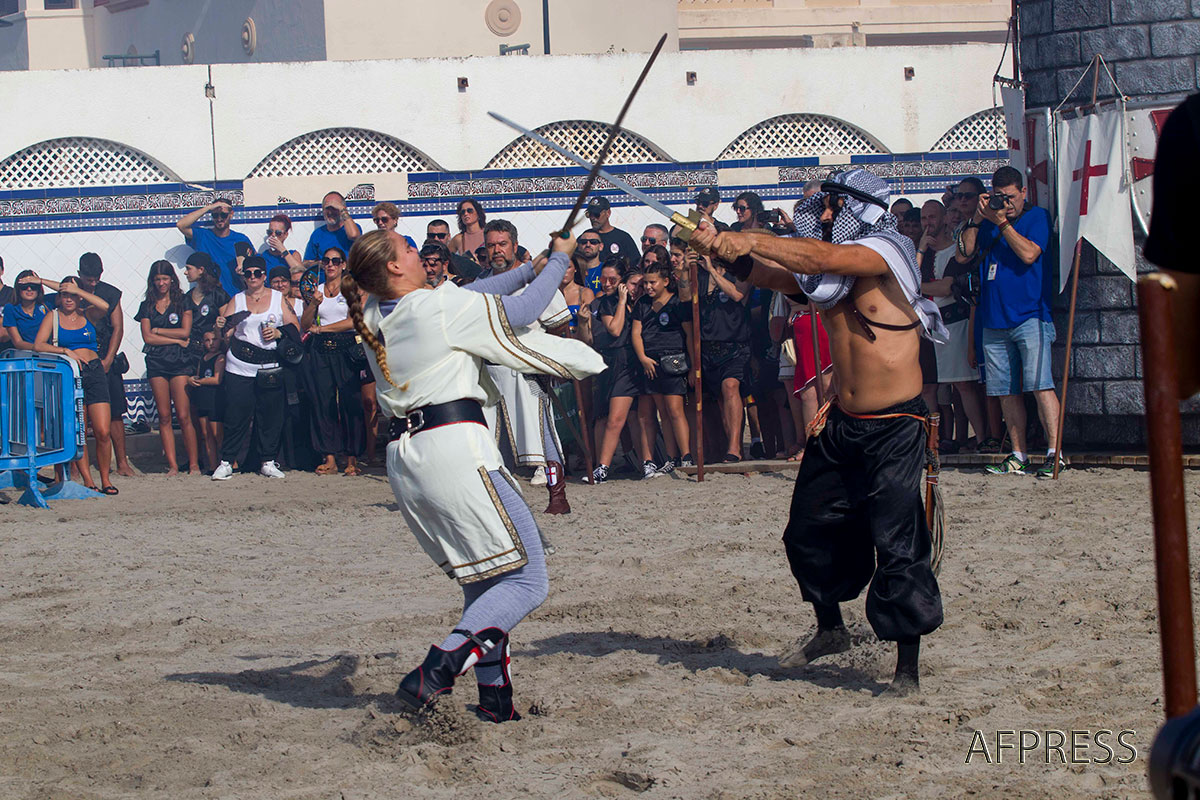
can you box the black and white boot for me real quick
[474,636,522,723]
[395,627,505,712]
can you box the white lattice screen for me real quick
[930,108,1005,152]
[485,121,670,169]
[0,138,177,190]
[247,128,441,178]
[717,114,886,159]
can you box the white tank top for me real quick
[315,283,349,325]
[225,289,284,377]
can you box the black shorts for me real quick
[700,342,750,397]
[105,363,127,418]
[919,338,938,385]
[605,348,645,401]
[190,384,225,421]
[79,358,110,407]
[644,350,688,397]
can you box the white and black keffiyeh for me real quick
[791,168,947,343]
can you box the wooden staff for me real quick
[571,378,595,485]
[1052,239,1082,479]
[690,254,705,481]
[809,307,825,406]
[925,412,944,576]
[1137,273,1197,720]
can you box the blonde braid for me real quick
[341,247,395,387]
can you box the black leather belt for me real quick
[312,331,357,351]
[388,399,486,440]
[230,338,279,364]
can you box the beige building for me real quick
[1,0,1012,70]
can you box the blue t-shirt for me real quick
[304,225,414,262]
[585,264,602,292]
[2,302,49,344]
[977,205,1053,330]
[187,226,253,297]
[261,249,300,272]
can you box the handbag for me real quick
[113,352,130,375]
[255,366,284,390]
[658,352,688,376]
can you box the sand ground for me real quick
[0,463,1188,799]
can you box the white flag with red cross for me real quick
[1055,109,1135,291]
[1001,86,1026,178]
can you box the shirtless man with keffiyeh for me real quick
[690,168,946,696]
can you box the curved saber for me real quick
[488,110,703,241]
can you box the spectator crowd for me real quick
[0,163,1062,495]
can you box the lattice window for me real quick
[717,114,887,160]
[0,138,177,190]
[247,128,440,178]
[486,121,671,169]
[931,108,1005,152]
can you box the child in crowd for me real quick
[188,329,226,473]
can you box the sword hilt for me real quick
[671,209,703,242]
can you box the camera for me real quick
[987,193,1008,211]
[758,209,790,235]
[951,271,982,306]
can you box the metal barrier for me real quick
[0,350,99,508]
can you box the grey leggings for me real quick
[438,470,548,683]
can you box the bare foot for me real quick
[116,462,136,478]
[165,467,179,477]
[779,626,852,668]
[188,467,202,476]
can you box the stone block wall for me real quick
[1019,0,1200,448]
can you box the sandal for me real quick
[787,451,804,463]
[977,437,1001,454]
[101,485,119,496]
[722,454,742,463]
[343,464,364,476]
[315,463,338,475]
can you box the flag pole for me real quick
[1052,55,1102,480]
[1052,238,1082,479]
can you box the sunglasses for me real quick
[732,204,749,212]
[323,206,344,216]
[321,257,344,265]
[579,239,602,246]
[267,228,286,236]
[243,269,265,278]
[421,257,446,265]
[211,211,230,220]
[374,215,392,224]
[18,283,39,290]
[427,231,448,239]
[586,210,602,218]
[640,236,660,243]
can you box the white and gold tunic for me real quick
[362,281,604,583]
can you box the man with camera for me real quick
[956,165,1059,477]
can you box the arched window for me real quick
[0,137,178,190]
[247,128,441,178]
[717,114,887,160]
[930,108,1005,153]
[486,120,671,169]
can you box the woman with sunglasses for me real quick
[631,262,693,472]
[136,260,200,476]
[211,255,301,480]
[300,247,366,476]
[262,213,302,273]
[33,276,116,494]
[450,198,486,257]
[3,270,52,350]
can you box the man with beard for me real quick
[690,169,946,695]
[478,219,573,514]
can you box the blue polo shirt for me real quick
[187,226,253,296]
[2,302,49,343]
[976,205,1053,330]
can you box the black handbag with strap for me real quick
[658,352,688,376]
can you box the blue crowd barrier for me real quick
[0,350,100,508]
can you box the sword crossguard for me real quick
[671,209,703,242]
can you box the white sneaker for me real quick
[259,460,285,479]
[211,461,233,481]
[530,465,547,486]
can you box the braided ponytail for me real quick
[343,230,397,387]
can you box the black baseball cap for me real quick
[695,187,720,205]
[268,265,290,283]
[185,251,215,270]
[586,196,611,215]
[242,255,267,272]
[78,252,103,277]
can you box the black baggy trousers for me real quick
[782,396,943,641]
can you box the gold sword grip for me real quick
[670,209,703,241]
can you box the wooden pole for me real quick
[924,412,940,529]
[571,379,595,485]
[809,307,825,406]
[1052,239,1082,479]
[1137,273,1197,720]
[690,255,704,481]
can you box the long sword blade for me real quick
[489,111,678,219]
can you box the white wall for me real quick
[0,43,1004,180]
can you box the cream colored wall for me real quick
[678,0,1012,48]
[544,0,679,55]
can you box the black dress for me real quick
[633,293,689,396]
[135,299,192,379]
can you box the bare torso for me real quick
[820,272,922,414]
